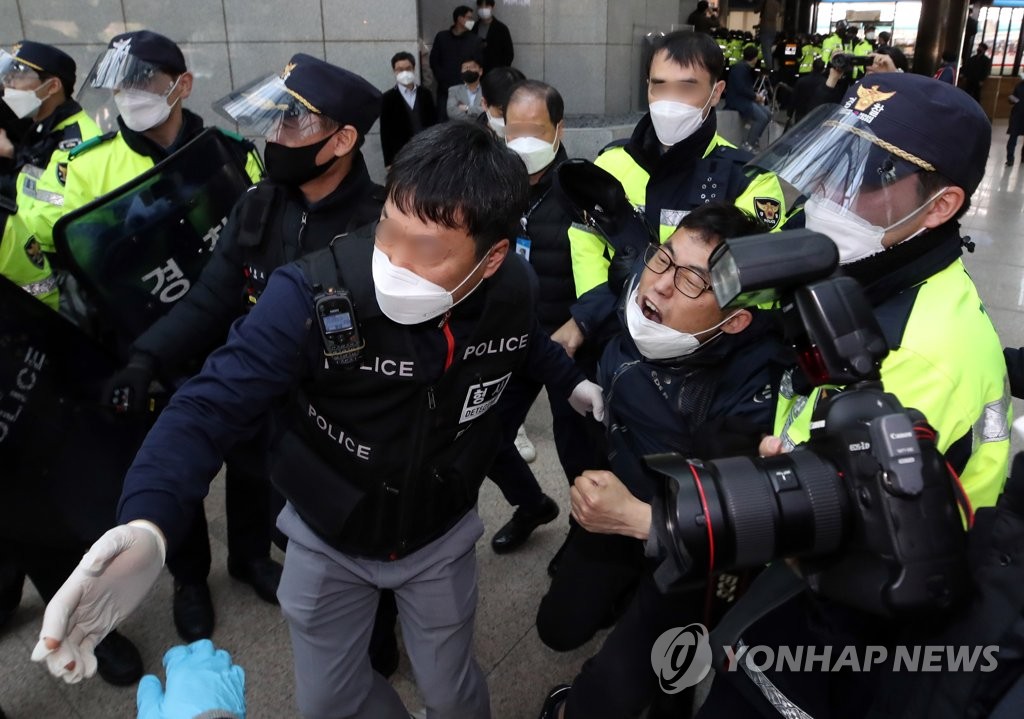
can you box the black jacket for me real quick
[522,144,575,335]
[1008,81,1024,137]
[429,28,484,97]
[380,85,437,166]
[473,17,514,72]
[131,153,383,380]
[790,71,828,123]
[0,99,86,199]
[599,298,787,502]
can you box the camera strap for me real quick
[710,561,808,666]
[709,562,813,718]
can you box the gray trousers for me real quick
[277,503,491,719]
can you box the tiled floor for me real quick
[1,120,1021,719]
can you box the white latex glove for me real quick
[31,521,166,683]
[568,379,605,422]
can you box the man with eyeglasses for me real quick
[538,204,787,719]
[33,120,605,719]
[562,30,793,393]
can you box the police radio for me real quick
[314,287,364,367]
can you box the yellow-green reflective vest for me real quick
[774,260,1010,512]
[567,132,794,297]
[0,210,58,310]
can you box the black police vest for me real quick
[273,229,535,559]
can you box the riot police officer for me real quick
[0,41,101,308]
[53,29,264,642]
[33,121,605,719]
[50,31,263,251]
[0,41,144,687]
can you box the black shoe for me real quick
[227,556,283,605]
[538,684,571,719]
[546,524,576,578]
[1008,158,1015,166]
[173,581,215,642]
[492,495,560,554]
[94,630,143,686]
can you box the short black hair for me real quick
[477,0,495,6]
[812,58,825,73]
[35,70,72,98]
[391,51,415,69]
[696,1,709,11]
[742,45,759,62]
[875,45,908,71]
[941,48,957,63]
[480,66,526,108]
[453,5,474,22]
[677,203,766,246]
[506,79,564,124]
[386,122,529,258]
[878,31,891,42]
[648,30,725,81]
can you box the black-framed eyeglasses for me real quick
[642,243,712,299]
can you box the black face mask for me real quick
[461,70,480,83]
[264,131,339,186]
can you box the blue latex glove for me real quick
[137,640,246,719]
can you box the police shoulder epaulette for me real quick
[67,131,117,160]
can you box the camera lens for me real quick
[657,450,849,576]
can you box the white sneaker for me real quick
[515,425,537,463]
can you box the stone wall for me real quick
[417,0,684,116]
[1,0,422,182]
[2,0,687,181]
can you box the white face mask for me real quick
[464,19,476,30]
[395,70,416,87]
[803,188,948,264]
[648,90,715,147]
[478,7,493,19]
[372,245,491,325]
[624,287,737,360]
[115,78,180,132]
[486,112,506,138]
[2,85,46,119]
[507,135,559,175]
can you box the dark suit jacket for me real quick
[380,85,437,167]
[473,18,514,72]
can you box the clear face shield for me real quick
[212,73,336,143]
[0,50,44,89]
[77,45,181,131]
[749,103,935,229]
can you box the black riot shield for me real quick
[0,275,151,546]
[53,128,253,344]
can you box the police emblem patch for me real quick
[24,237,45,269]
[459,373,512,424]
[753,197,782,229]
[56,162,68,186]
